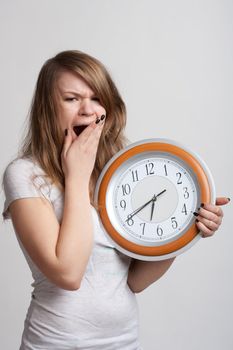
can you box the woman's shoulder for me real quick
[3,156,45,180]
[4,156,41,171]
[2,156,50,195]
[2,156,59,220]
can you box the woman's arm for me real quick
[9,122,105,291]
[127,258,175,293]
[55,178,94,288]
[9,177,93,291]
[127,197,229,293]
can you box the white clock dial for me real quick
[107,156,199,245]
[95,138,215,261]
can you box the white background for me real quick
[0,1,232,349]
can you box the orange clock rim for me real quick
[97,142,211,256]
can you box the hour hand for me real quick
[150,200,155,221]
[150,189,166,220]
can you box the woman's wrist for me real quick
[65,176,89,189]
[64,177,90,198]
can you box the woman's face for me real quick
[56,70,106,139]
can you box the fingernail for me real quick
[196,219,199,222]
[95,118,100,124]
[228,198,231,202]
[193,212,198,217]
[65,129,68,136]
[100,114,106,121]
[201,203,204,207]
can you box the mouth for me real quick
[73,125,88,136]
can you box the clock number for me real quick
[164,164,168,176]
[176,172,182,185]
[156,225,163,237]
[131,170,139,182]
[140,223,146,235]
[181,203,187,215]
[145,162,155,175]
[126,215,134,226]
[183,187,189,199]
[171,216,178,229]
[122,184,131,196]
[120,199,126,210]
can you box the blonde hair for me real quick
[17,50,129,206]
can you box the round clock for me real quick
[94,138,216,261]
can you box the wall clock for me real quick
[94,139,216,260]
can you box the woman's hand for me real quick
[61,116,105,184]
[194,197,230,238]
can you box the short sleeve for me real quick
[2,158,52,220]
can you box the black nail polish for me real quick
[228,198,231,202]
[96,118,100,124]
[196,219,199,222]
[201,203,204,207]
[65,129,68,136]
[193,212,198,217]
[100,114,106,120]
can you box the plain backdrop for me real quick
[0,0,232,349]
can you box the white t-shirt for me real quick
[2,157,142,350]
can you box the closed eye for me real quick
[64,96,101,103]
[65,97,78,102]
[92,97,100,102]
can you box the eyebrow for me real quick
[62,90,96,97]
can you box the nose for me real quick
[79,98,95,117]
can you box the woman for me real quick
[2,50,229,349]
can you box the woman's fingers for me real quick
[196,214,220,229]
[215,197,230,206]
[196,220,215,238]
[198,205,223,222]
[61,115,106,180]
[195,207,221,237]
[195,197,230,238]
[61,128,73,157]
[74,115,105,144]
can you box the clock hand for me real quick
[126,196,154,222]
[150,189,166,221]
[126,189,167,223]
[150,200,155,221]
[154,189,166,199]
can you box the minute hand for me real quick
[126,189,167,222]
[126,197,154,221]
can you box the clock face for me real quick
[107,153,200,246]
[95,139,215,260]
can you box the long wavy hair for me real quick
[17,50,129,207]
